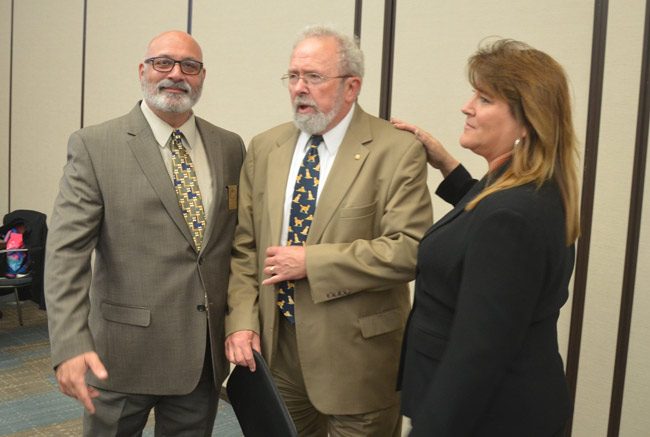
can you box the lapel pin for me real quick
[354,154,361,160]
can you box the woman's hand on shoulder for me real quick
[391,117,460,177]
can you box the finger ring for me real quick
[270,266,275,273]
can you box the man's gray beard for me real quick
[293,110,334,135]
[141,78,201,114]
[292,91,345,135]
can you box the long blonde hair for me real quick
[465,39,580,244]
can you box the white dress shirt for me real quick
[140,100,213,221]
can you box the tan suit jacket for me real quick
[45,103,246,394]
[226,105,432,414]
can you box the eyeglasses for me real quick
[144,57,204,75]
[281,72,352,87]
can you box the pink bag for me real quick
[4,227,29,278]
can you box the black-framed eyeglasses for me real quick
[145,57,204,75]
[281,72,352,87]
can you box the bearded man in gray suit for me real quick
[45,30,245,436]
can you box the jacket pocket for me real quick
[339,201,377,219]
[101,301,151,327]
[409,326,447,360]
[359,308,403,338]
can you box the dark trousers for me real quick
[83,347,218,437]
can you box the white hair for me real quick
[294,25,364,78]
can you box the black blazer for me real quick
[399,165,574,437]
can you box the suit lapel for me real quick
[309,106,371,244]
[126,105,195,248]
[268,129,300,246]
[422,176,487,240]
[196,118,224,249]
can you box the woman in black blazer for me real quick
[392,39,580,436]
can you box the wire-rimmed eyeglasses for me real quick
[281,72,352,87]
[145,57,204,75]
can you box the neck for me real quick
[151,107,193,129]
[487,151,513,172]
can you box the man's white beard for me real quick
[141,78,201,114]
[292,91,344,134]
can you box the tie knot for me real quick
[309,135,323,148]
[171,130,185,151]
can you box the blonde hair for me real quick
[465,39,580,244]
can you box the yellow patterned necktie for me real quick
[170,129,206,251]
[277,134,322,323]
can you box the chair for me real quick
[0,248,31,325]
[0,210,48,325]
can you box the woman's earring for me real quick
[514,138,522,147]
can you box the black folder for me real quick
[226,350,298,437]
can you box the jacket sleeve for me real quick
[45,131,103,368]
[225,139,261,336]
[435,164,477,206]
[305,139,433,303]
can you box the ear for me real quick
[138,63,145,80]
[520,125,529,140]
[345,77,362,102]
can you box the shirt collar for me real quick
[140,100,198,149]
[297,104,356,154]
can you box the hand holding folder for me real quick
[226,350,298,437]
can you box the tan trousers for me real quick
[271,316,401,437]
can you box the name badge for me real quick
[227,185,238,210]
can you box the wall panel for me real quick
[573,0,646,435]
[358,1,384,117]
[618,2,650,434]
[83,0,187,127]
[0,0,11,215]
[11,0,83,215]
[393,0,592,222]
[191,0,355,145]
[621,161,650,435]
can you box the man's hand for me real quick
[225,330,262,371]
[262,246,306,286]
[55,352,108,414]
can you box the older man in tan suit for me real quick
[225,25,432,436]
[45,31,245,436]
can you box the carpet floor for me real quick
[0,297,243,436]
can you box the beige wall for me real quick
[83,0,187,126]
[191,0,355,144]
[0,0,11,214]
[1,1,649,436]
[600,1,650,435]
[575,1,647,435]
[10,0,83,214]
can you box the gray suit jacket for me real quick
[45,103,246,394]
[226,105,433,414]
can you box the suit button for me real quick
[198,257,204,265]
[197,304,206,312]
